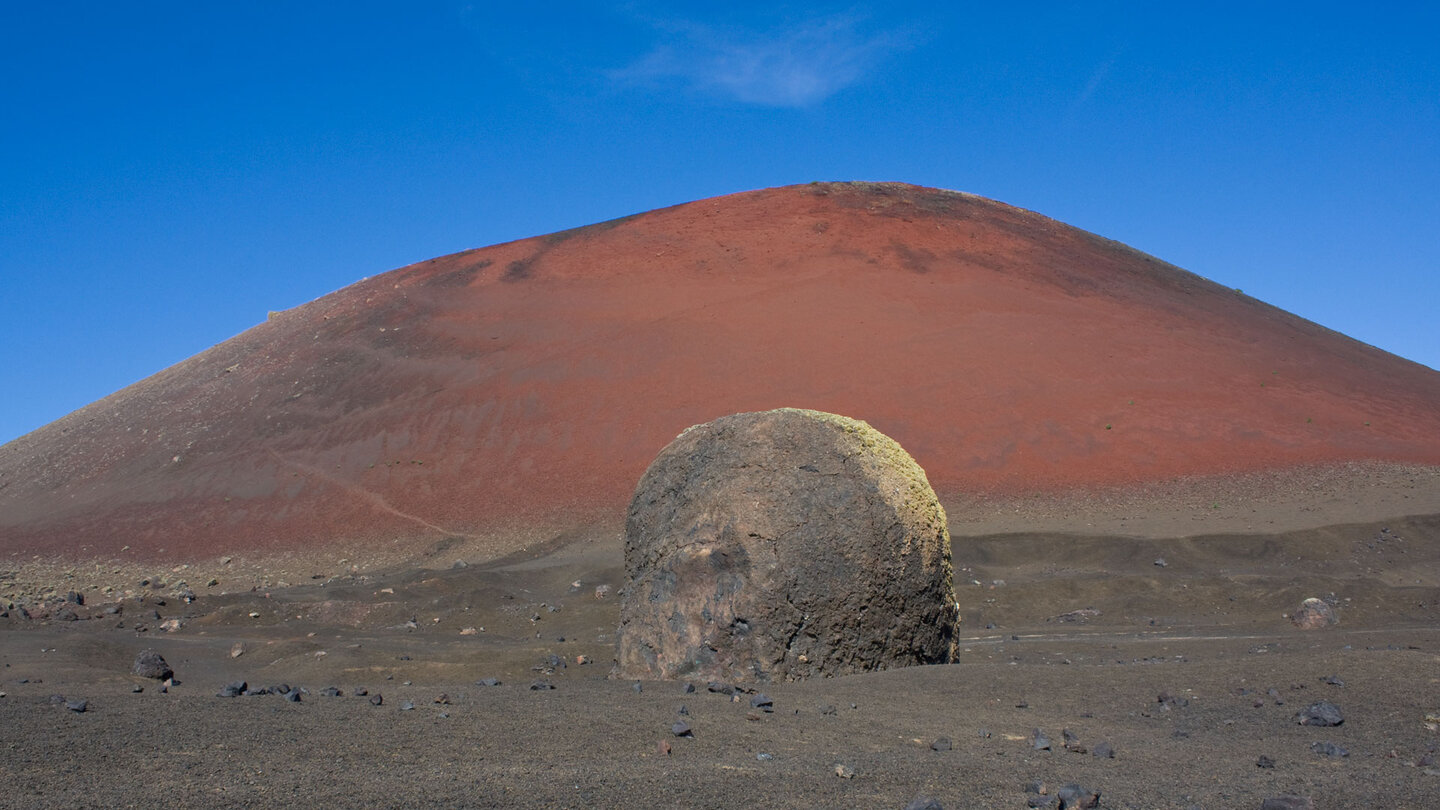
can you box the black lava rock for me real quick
[1055,783,1100,809]
[216,681,247,698]
[131,650,173,680]
[1296,701,1343,727]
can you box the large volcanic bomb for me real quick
[4,182,1440,564]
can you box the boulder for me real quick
[614,408,957,682]
[1291,597,1337,630]
[131,649,173,680]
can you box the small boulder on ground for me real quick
[614,409,957,682]
[1291,598,1337,629]
[131,650,173,680]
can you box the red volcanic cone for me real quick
[3,182,1439,563]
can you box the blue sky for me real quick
[2,3,1437,445]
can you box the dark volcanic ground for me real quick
[4,468,1440,809]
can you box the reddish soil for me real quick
[3,181,1440,563]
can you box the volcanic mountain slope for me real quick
[3,181,1440,564]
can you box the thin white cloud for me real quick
[612,14,909,107]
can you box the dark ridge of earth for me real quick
[3,181,1440,567]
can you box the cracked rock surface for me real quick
[614,408,957,682]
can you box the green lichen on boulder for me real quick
[615,408,957,682]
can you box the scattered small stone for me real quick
[633,681,643,693]
[1256,755,1276,768]
[284,688,302,702]
[1091,741,1115,759]
[1269,687,1285,705]
[1031,728,1052,751]
[400,700,415,711]
[1320,674,1344,687]
[756,752,774,762]
[657,739,672,756]
[750,694,774,712]
[575,655,589,665]
[707,681,735,696]
[159,618,183,633]
[1260,796,1315,810]
[1296,701,1343,727]
[671,720,693,738]
[131,650,173,680]
[529,680,555,691]
[1153,558,1167,567]
[369,694,384,706]
[594,584,610,599]
[820,704,837,716]
[321,687,342,697]
[1025,780,1047,795]
[434,693,451,705]
[930,737,952,752]
[682,682,695,694]
[904,798,944,810]
[355,688,368,696]
[1311,741,1348,757]
[476,678,502,687]
[216,681,247,698]
[1157,691,1189,710]
[833,763,854,779]
[1055,783,1100,809]
[460,627,478,636]
[229,642,245,659]
[131,684,143,693]
[65,699,88,712]
[677,704,689,715]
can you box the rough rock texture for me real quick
[131,650,173,680]
[614,408,957,682]
[1292,597,1338,629]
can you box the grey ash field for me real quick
[3,465,1440,809]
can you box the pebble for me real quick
[369,694,384,706]
[750,694,774,712]
[930,737,952,752]
[1296,701,1343,727]
[476,678,502,687]
[229,642,245,659]
[1310,741,1348,757]
[682,682,695,694]
[1031,728,1052,751]
[321,687,342,697]
[65,699,88,713]
[833,764,854,779]
[355,688,369,696]
[284,688,303,703]
[1256,755,1276,768]
[671,720,693,738]
[1091,741,1115,759]
[633,681,643,693]
[904,798,944,810]
[400,701,415,711]
[656,739,671,756]
[529,680,555,691]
